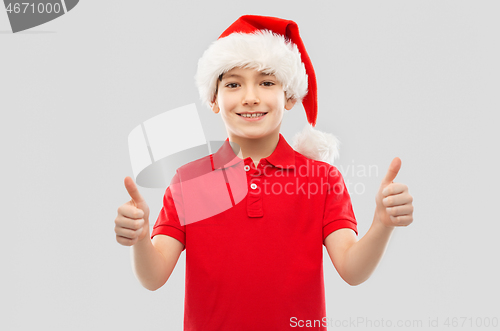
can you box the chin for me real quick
[240,132,266,140]
[241,128,278,140]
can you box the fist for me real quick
[114,176,151,246]
[375,157,413,227]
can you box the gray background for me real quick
[1,1,499,330]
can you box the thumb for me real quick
[381,157,402,186]
[124,176,144,204]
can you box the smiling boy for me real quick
[114,15,413,331]
[211,67,297,167]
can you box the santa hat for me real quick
[195,15,340,164]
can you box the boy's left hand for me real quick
[375,157,414,228]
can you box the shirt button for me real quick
[244,165,250,171]
[250,183,257,190]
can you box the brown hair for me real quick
[212,73,224,103]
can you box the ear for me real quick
[210,96,220,114]
[285,97,297,111]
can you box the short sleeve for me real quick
[151,173,186,250]
[322,165,358,242]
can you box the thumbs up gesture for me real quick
[115,177,151,246]
[375,157,413,228]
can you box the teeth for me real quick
[240,113,266,118]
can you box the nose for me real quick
[242,85,260,105]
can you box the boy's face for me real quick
[210,67,296,141]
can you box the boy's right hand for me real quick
[115,176,151,246]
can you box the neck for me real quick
[228,130,280,166]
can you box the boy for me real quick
[114,15,413,330]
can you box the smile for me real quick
[237,112,268,118]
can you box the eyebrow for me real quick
[222,72,272,80]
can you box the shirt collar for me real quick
[211,133,296,170]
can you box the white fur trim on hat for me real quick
[292,124,340,165]
[195,29,308,109]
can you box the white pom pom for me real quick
[291,124,340,165]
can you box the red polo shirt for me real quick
[151,133,357,331]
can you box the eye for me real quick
[262,81,275,86]
[225,83,239,88]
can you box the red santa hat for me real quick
[195,15,340,164]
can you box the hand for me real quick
[115,176,151,246]
[375,157,413,228]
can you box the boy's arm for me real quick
[324,157,413,286]
[116,177,184,291]
[131,234,184,291]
